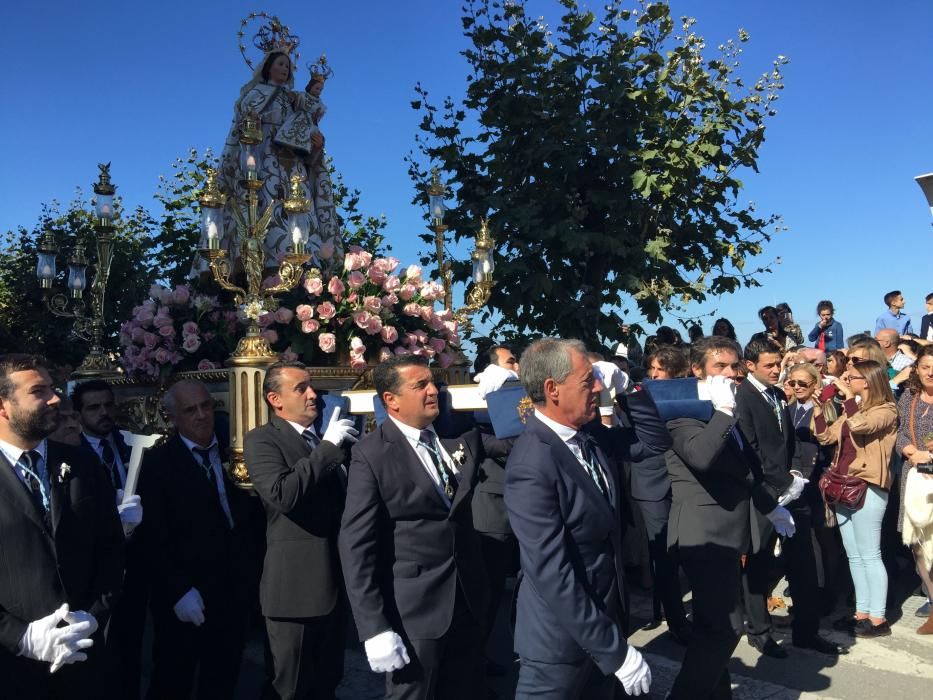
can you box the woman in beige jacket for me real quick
[813,359,897,638]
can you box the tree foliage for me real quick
[408,0,788,350]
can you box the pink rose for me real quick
[152,311,173,329]
[182,335,201,353]
[172,286,190,305]
[274,307,294,324]
[443,320,458,334]
[301,319,321,334]
[404,264,422,282]
[347,271,366,289]
[381,294,399,307]
[327,277,345,300]
[429,315,446,331]
[368,266,387,285]
[135,308,154,326]
[304,275,324,296]
[149,284,164,300]
[350,353,367,370]
[382,275,401,293]
[197,359,217,371]
[317,302,336,320]
[352,310,372,329]
[420,282,441,301]
[347,292,359,304]
[363,296,382,313]
[154,348,171,364]
[414,330,429,344]
[404,332,419,347]
[381,325,399,344]
[130,327,146,343]
[261,329,279,344]
[262,274,282,289]
[158,325,175,338]
[296,304,314,322]
[379,347,393,362]
[350,336,365,352]
[143,332,158,350]
[343,251,364,271]
[398,283,416,301]
[429,338,447,353]
[403,303,421,317]
[182,321,199,336]
[258,312,274,328]
[394,346,411,356]
[318,333,337,353]
[318,240,335,260]
[158,288,174,306]
[420,305,435,322]
[437,351,456,368]
[365,316,383,335]
[282,346,299,362]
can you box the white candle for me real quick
[291,223,302,245]
[101,203,112,217]
[246,155,257,173]
[207,221,218,241]
[40,264,53,278]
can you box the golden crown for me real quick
[238,12,301,70]
[306,55,334,83]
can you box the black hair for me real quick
[883,290,902,307]
[743,336,783,363]
[70,379,114,411]
[374,355,430,397]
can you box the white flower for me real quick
[59,462,72,483]
[451,445,465,466]
[237,300,264,322]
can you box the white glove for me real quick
[766,505,796,537]
[116,489,143,535]
[364,629,410,673]
[777,471,807,507]
[173,588,205,626]
[474,363,518,399]
[705,375,736,415]
[614,645,652,696]
[18,604,98,673]
[593,361,631,416]
[321,407,359,447]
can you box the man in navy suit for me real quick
[0,353,124,699]
[340,354,509,699]
[504,338,664,699]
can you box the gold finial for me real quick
[238,13,301,70]
[239,111,263,145]
[475,217,495,250]
[283,173,310,214]
[199,167,226,209]
[94,162,116,195]
[428,167,445,197]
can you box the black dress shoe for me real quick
[854,621,892,638]
[748,636,788,659]
[832,615,862,632]
[793,635,846,655]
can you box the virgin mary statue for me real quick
[214,41,341,271]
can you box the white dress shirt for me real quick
[0,437,50,499]
[389,416,459,506]
[83,433,127,487]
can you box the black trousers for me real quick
[386,586,485,700]
[103,556,149,700]
[669,551,741,700]
[634,497,687,626]
[515,656,614,700]
[477,531,519,640]
[265,603,346,700]
[743,496,820,643]
[146,589,248,700]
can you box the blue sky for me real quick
[2,0,932,347]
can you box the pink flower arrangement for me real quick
[118,284,236,379]
[259,246,461,367]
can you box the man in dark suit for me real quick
[0,353,124,699]
[664,337,793,700]
[340,354,508,699]
[505,338,668,699]
[735,338,840,657]
[71,379,147,699]
[244,361,358,700]
[920,292,933,341]
[139,379,259,699]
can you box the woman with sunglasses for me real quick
[813,359,898,637]
[786,363,844,613]
[895,344,933,633]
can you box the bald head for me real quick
[163,379,215,447]
[876,329,900,357]
[798,348,826,371]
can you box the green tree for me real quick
[408,0,787,350]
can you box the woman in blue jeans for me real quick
[813,359,898,637]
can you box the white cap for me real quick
[613,343,629,359]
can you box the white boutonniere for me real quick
[451,445,465,467]
[58,462,72,483]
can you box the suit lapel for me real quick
[441,433,477,516]
[382,419,450,511]
[0,448,51,535]
[46,440,69,535]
